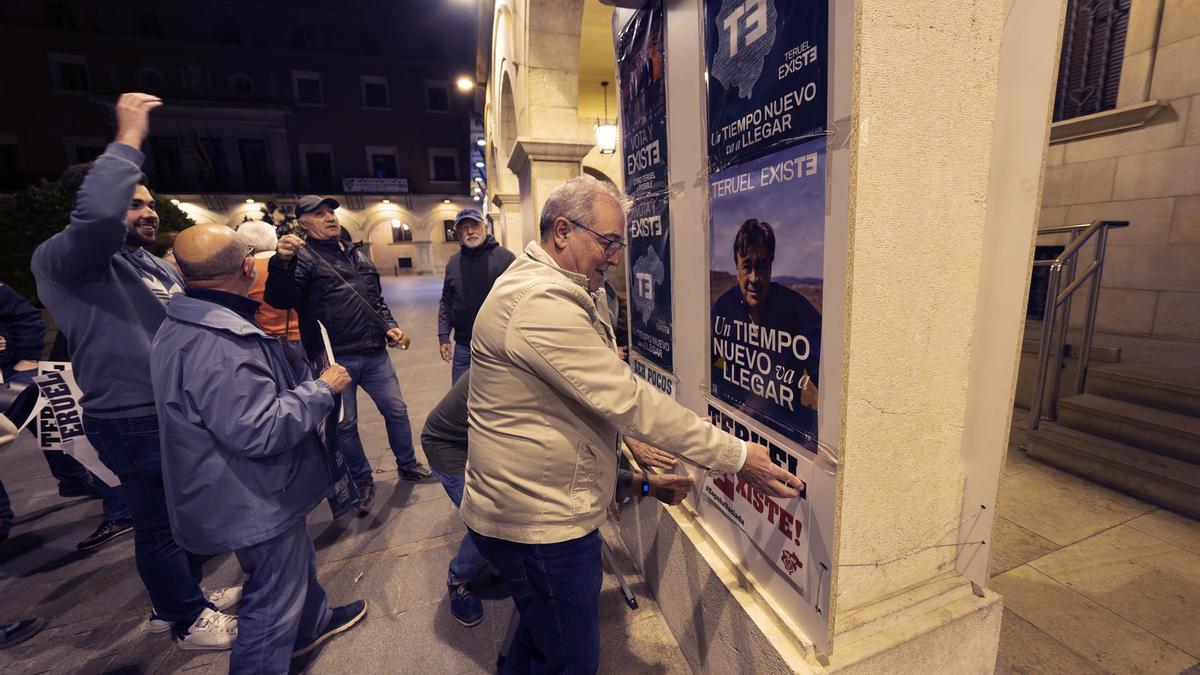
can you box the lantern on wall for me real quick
[594,81,618,155]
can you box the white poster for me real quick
[33,362,119,487]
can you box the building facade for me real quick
[0,0,484,273]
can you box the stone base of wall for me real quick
[618,496,1003,673]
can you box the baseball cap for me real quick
[454,208,484,228]
[295,195,340,217]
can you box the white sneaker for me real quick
[175,608,237,651]
[147,586,244,634]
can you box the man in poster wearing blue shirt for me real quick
[712,218,821,445]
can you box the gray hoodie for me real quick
[32,143,184,419]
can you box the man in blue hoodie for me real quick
[152,224,367,673]
[32,93,239,650]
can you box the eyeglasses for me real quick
[566,219,627,257]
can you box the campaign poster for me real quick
[618,0,673,371]
[704,0,828,169]
[709,138,824,449]
[32,362,119,486]
[704,403,816,596]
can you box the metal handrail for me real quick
[1028,220,1129,431]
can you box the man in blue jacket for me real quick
[32,93,238,648]
[152,224,367,673]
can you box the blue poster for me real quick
[619,0,673,371]
[709,139,824,449]
[704,0,828,170]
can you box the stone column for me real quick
[506,138,595,246]
[613,0,1067,672]
[491,192,523,252]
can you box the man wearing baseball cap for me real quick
[265,195,430,517]
[436,209,514,382]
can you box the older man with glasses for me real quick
[460,175,804,673]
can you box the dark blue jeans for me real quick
[451,342,471,384]
[336,349,418,486]
[470,529,602,674]
[0,479,12,530]
[84,414,211,628]
[231,519,331,675]
[431,468,488,585]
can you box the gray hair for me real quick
[236,220,278,254]
[538,175,631,241]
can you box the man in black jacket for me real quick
[265,196,430,516]
[437,209,515,382]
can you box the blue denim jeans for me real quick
[432,468,489,585]
[470,529,602,674]
[451,342,471,384]
[0,479,12,530]
[84,414,211,628]
[231,519,331,675]
[336,349,417,486]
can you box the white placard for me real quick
[32,363,119,487]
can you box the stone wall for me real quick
[1038,0,1200,349]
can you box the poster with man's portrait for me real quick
[709,137,824,449]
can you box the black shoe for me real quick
[292,600,367,658]
[0,618,45,650]
[448,582,483,627]
[397,463,432,482]
[0,525,9,543]
[355,483,375,517]
[76,519,133,551]
[58,482,102,499]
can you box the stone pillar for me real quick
[491,192,523,252]
[506,138,595,246]
[613,0,1067,672]
[414,242,434,275]
[266,127,292,193]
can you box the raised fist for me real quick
[114,93,163,149]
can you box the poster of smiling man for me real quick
[709,137,824,449]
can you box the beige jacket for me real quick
[460,241,745,544]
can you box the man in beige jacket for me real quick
[461,176,802,674]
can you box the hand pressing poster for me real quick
[709,138,824,450]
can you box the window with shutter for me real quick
[1053,0,1131,122]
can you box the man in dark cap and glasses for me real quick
[265,195,431,517]
[437,208,515,383]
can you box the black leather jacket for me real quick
[264,237,398,359]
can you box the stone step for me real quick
[1020,331,1121,363]
[1024,422,1200,520]
[1057,394,1200,464]
[1087,363,1200,417]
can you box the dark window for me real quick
[426,85,450,111]
[238,139,272,190]
[371,153,398,178]
[46,3,76,30]
[148,137,183,189]
[305,152,334,190]
[1053,0,1131,122]
[55,61,89,91]
[432,155,458,182]
[197,137,230,189]
[75,146,104,163]
[296,77,322,104]
[291,27,314,49]
[216,18,241,44]
[0,144,23,189]
[135,12,164,38]
[443,219,457,243]
[363,82,389,108]
[392,227,413,243]
[396,257,413,268]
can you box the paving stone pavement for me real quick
[0,275,689,674]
